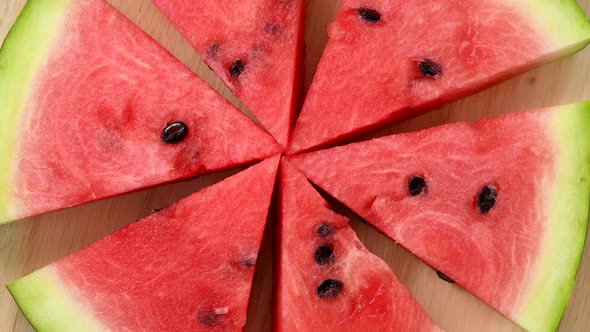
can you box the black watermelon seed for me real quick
[206,43,221,58]
[316,279,343,299]
[161,122,188,144]
[314,245,334,265]
[229,59,245,78]
[358,8,381,23]
[316,224,333,238]
[408,176,427,196]
[436,270,456,284]
[197,310,218,326]
[418,59,442,77]
[477,185,497,214]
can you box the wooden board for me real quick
[1,0,590,331]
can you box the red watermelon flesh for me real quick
[289,102,590,332]
[152,0,306,148]
[288,0,590,153]
[276,158,441,331]
[7,155,280,332]
[0,0,283,224]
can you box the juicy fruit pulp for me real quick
[8,156,280,332]
[276,159,441,331]
[288,0,590,153]
[0,0,282,223]
[152,0,306,148]
[289,102,590,332]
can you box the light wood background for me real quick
[1,0,590,331]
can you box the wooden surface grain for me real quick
[1,0,590,331]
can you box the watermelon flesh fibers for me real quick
[276,158,441,331]
[288,0,590,153]
[289,102,590,332]
[7,155,280,331]
[152,0,306,148]
[0,0,282,224]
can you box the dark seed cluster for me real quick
[313,223,344,299]
[161,122,188,144]
[210,19,281,80]
[353,11,445,81]
[406,176,497,214]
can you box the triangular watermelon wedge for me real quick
[289,102,590,332]
[276,158,441,331]
[0,0,283,224]
[152,0,306,148]
[8,155,280,331]
[288,0,590,153]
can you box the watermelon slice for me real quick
[0,0,283,224]
[276,158,441,331]
[7,155,280,331]
[288,0,590,153]
[152,0,306,148]
[289,102,590,332]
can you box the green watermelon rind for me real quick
[520,0,590,52]
[7,266,106,332]
[0,0,72,223]
[518,102,590,332]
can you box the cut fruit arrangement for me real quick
[2,0,590,331]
